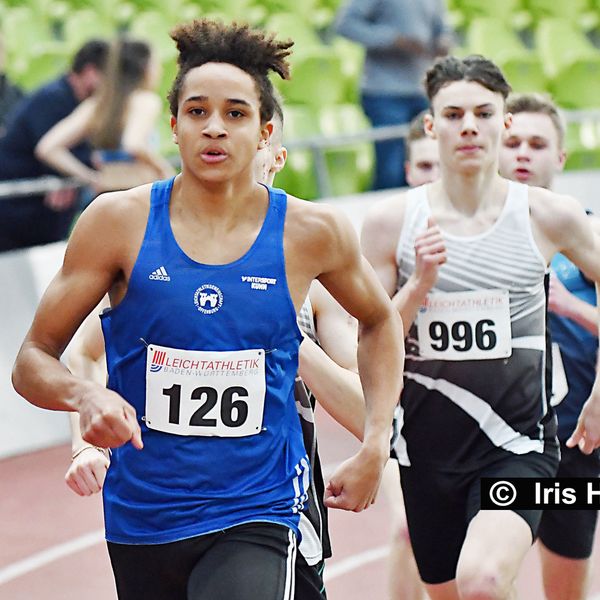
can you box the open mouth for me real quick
[201,150,228,163]
[514,168,531,179]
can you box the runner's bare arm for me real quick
[360,196,404,298]
[362,196,446,333]
[121,91,175,178]
[298,281,365,440]
[12,190,146,449]
[531,190,600,453]
[66,412,110,496]
[290,201,404,511]
[567,277,600,455]
[35,98,100,187]
[548,272,597,335]
[64,299,111,495]
[530,190,600,280]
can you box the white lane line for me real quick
[0,529,104,586]
[324,545,389,582]
[0,526,389,589]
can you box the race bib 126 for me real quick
[145,345,266,437]
[417,289,512,361]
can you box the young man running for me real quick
[13,20,403,600]
[361,55,600,600]
[64,102,367,600]
[500,93,599,600]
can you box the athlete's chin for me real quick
[454,159,487,175]
[196,169,234,184]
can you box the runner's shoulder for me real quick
[285,193,356,246]
[528,186,586,238]
[362,190,409,241]
[76,183,153,235]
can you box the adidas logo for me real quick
[149,266,171,281]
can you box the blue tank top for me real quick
[100,177,309,544]
[549,253,598,441]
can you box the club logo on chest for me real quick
[194,284,224,314]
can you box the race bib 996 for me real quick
[417,289,512,361]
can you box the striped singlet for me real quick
[394,181,558,470]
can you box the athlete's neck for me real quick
[437,162,504,216]
[172,171,266,224]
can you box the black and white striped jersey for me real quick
[394,181,558,470]
[295,298,332,564]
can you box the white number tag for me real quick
[145,345,266,437]
[417,289,512,361]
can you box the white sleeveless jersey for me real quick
[394,181,558,469]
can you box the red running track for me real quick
[1,408,599,599]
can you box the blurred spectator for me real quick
[36,38,174,197]
[0,39,109,253]
[0,34,24,135]
[335,0,451,190]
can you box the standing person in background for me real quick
[335,0,451,190]
[35,38,174,197]
[13,19,403,599]
[0,39,108,252]
[499,92,599,600]
[0,34,24,135]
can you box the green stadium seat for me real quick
[278,49,345,108]
[527,0,597,30]
[535,19,600,108]
[21,0,69,22]
[456,0,531,29]
[2,7,54,58]
[194,0,265,24]
[275,104,321,199]
[259,0,330,28]
[330,36,364,104]
[62,10,116,54]
[11,46,70,90]
[564,121,600,170]
[264,12,323,48]
[465,18,547,92]
[319,103,374,196]
[128,11,180,62]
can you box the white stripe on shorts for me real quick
[283,529,296,600]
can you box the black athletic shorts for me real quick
[538,443,600,559]
[295,554,327,600]
[107,522,296,600]
[400,450,558,584]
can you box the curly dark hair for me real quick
[425,55,511,109]
[167,19,293,123]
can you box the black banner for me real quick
[481,478,600,510]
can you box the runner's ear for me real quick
[171,116,178,145]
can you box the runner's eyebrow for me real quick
[442,103,496,111]
[183,95,252,108]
